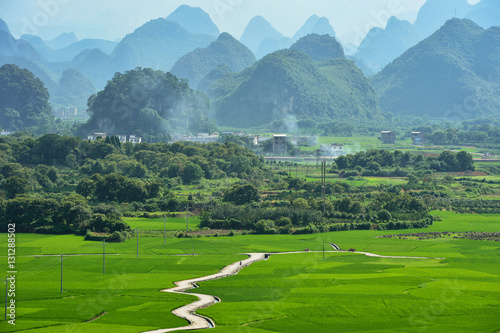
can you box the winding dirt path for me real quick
[144,248,443,332]
[143,253,268,333]
[328,243,445,259]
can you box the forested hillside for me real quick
[208,49,381,127]
[79,67,212,140]
[0,64,54,133]
[171,33,256,89]
[372,19,500,119]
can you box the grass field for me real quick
[0,211,499,332]
[122,216,201,231]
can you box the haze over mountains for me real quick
[0,0,499,134]
[372,18,500,119]
[356,0,500,73]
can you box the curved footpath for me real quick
[144,249,444,332]
[143,253,268,333]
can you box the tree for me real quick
[367,161,381,172]
[456,151,474,171]
[438,151,459,172]
[407,174,419,186]
[76,179,96,198]
[431,130,447,145]
[224,184,260,205]
[335,155,349,170]
[182,163,204,184]
[47,168,58,183]
[5,176,31,198]
[378,210,392,222]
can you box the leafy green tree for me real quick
[378,210,392,222]
[288,177,305,190]
[5,176,31,198]
[182,163,204,184]
[456,151,474,171]
[407,174,419,186]
[47,168,58,183]
[367,161,381,172]
[76,178,96,198]
[438,151,459,171]
[431,130,447,145]
[292,198,310,210]
[224,184,260,205]
[59,194,92,227]
[335,155,349,170]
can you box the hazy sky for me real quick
[0,0,482,45]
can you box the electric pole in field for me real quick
[322,160,326,214]
[163,215,167,245]
[323,240,325,259]
[186,204,189,231]
[102,239,106,275]
[58,254,66,294]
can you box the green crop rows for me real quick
[0,211,499,332]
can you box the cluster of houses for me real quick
[85,130,426,156]
[87,133,142,144]
[381,131,425,145]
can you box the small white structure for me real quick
[1,130,13,136]
[88,133,107,140]
[129,135,142,144]
[185,133,219,144]
[117,135,127,143]
[320,144,344,157]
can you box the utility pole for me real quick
[163,216,167,245]
[322,160,326,214]
[102,239,106,275]
[58,254,65,294]
[186,204,189,231]
[136,226,139,259]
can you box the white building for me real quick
[319,144,344,157]
[129,135,142,144]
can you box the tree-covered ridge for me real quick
[79,68,211,140]
[208,49,381,127]
[54,68,96,110]
[0,64,54,133]
[290,34,345,62]
[372,18,500,119]
[0,133,265,235]
[171,33,256,89]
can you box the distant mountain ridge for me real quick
[21,35,117,62]
[355,17,422,73]
[240,16,287,55]
[290,34,344,62]
[208,49,380,127]
[166,5,220,37]
[292,15,336,42]
[372,18,500,119]
[171,33,255,89]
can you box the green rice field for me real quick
[0,211,498,332]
